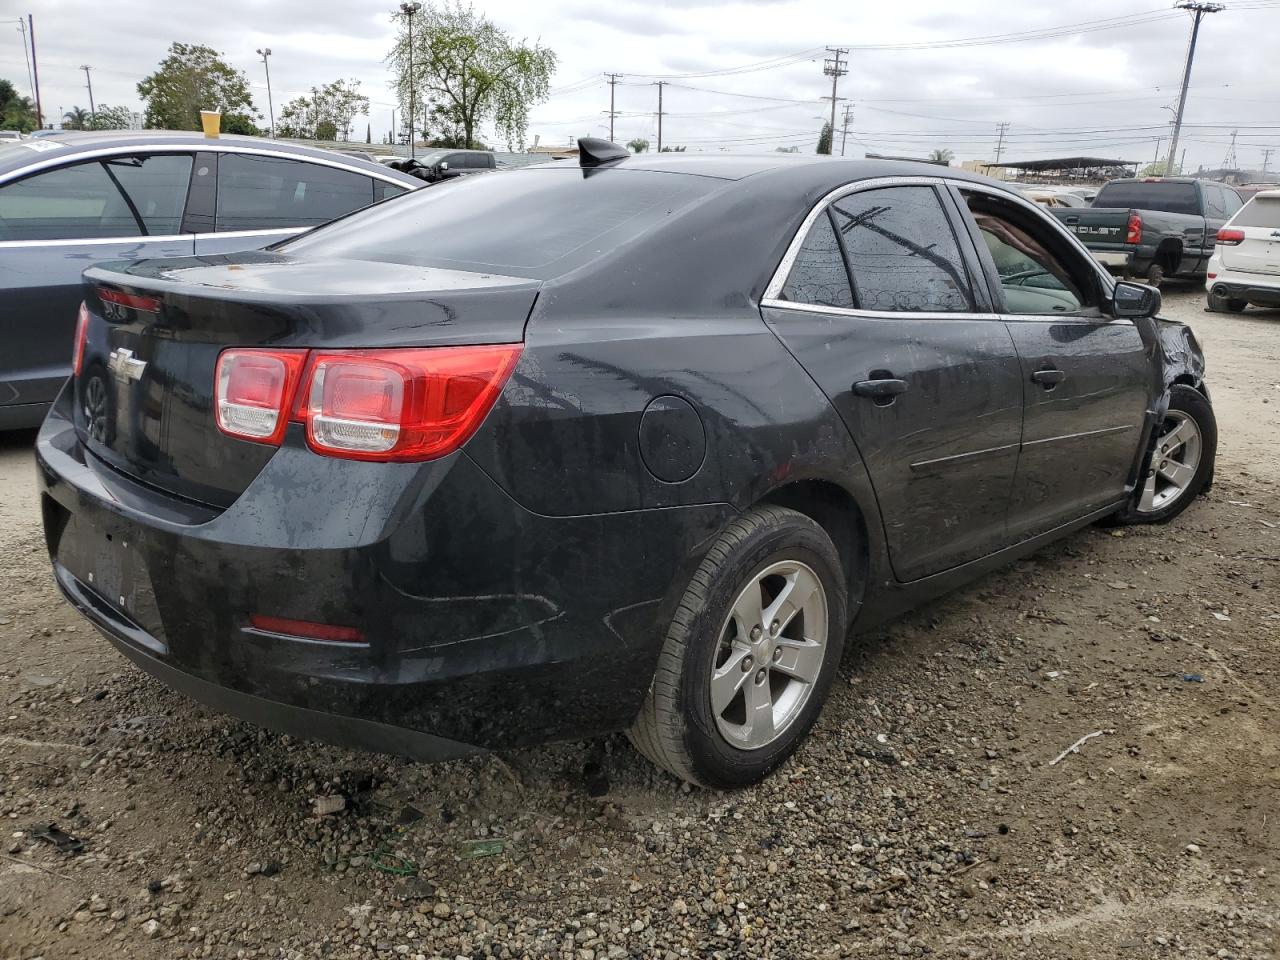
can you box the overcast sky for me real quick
[4,0,1279,171]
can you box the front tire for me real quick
[1114,384,1217,525]
[629,506,848,788]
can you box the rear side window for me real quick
[280,168,713,279]
[781,210,853,308]
[0,154,191,241]
[829,186,974,313]
[1203,184,1228,219]
[1233,196,1280,228]
[1093,181,1200,215]
[374,181,408,202]
[216,154,376,231]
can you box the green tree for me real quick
[277,80,369,141]
[627,137,649,153]
[388,1,556,150]
[928,147,955,164]
[817,121,832,155]
[0,79,38,132]
[137,42,257,130]
[775,145,800,153]
[62,106,91,130]
[1138,161,1170,177]
[87,104,134,130]
[221,112,261,135]
[659,145,686,152]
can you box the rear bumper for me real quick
[1093,250,1132,269]
[1208,273,1280,306]
[36,389,734,756]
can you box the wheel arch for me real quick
[1154,238,1183,272]
[756,478,871,614]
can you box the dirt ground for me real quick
[1,287,1276,960]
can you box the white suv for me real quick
[1206,189,1280,312]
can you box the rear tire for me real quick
[1113,384,1216,525]
[629,506,848,788]
[1207,290,1248,313]
[1145,262,1165,288]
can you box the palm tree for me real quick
[627,137,649,154]
[63,106,91,130]
[929,148,955,165]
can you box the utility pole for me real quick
[656,80,665,152]
[821,47,848,155]
[1263,147,1274,175]
[606,73,621,142]
[1166,1,1224,177]
[391,107,396,147]
[256,48,275,138]
[400,2,421,158]
[994,121,1010,165]
[80,65,95,124]
[1223,129,1238,171]
[840,103,853,157]
[28,15,43,129]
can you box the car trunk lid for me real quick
[76,252,538,509]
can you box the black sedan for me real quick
[36,139,1215,787]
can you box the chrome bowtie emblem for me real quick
[107,347,147,383]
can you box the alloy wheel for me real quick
[709,559,828,750]
[1136,410,1202,514]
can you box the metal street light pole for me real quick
[400,2,421,160]
[80,64,95,125]
[1166,2,1223,177]
[256,48,275,138]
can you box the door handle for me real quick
[852,375,909,406]
[1030,368,1066,389]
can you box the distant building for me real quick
[962,160,1009,180]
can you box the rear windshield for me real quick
[278,167,715,279]
[1093,181,1200,215]
[1233,197,1280,228]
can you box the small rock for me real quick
[142,918,162,938]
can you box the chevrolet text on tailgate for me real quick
[1053,177,1245,287]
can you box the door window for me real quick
[0,154,192,241]
[829,186,974,312]
[780,209,853,308]
[1221,186,1243,217]
[215,153,376,231]
[964,193,1092,315]
[1203,183,1228,220]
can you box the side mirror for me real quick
[1112,280,1161,319]
[438,161,449,172]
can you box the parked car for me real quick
[1052,177,1244,286]
[37,141,1216,787]
[1023,188,1087,208]
[381,148,497,184]
[1206,189,1280,312]
[0,130,25,141]
[0,131,420,429]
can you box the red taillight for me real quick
[248,614,365,644]
[214,349,308,445]
[302,345,522,462]
[213,344,522,460]
[1216,228,1245,246]
[72,302,90,376]
[1126,213,1143,245]
[97,286,161,313]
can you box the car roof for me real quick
[0,130,421,185]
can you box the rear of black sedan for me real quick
[36,151,817,780]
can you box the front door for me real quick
[0,152,195,413]
[763,182,1025,582]
[953,186,1151,538]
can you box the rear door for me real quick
[763,181,1025,582]
[0,152,194,411]
[953,185,1150,538]
[194,151,388,255]
[1221,194,1280,274]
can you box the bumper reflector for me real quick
[248,614,366,644]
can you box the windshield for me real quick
[1233,197,1280,228]
[279,167,716,279]
[1093,181,1199,215]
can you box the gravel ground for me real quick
[1,287,1277,960]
